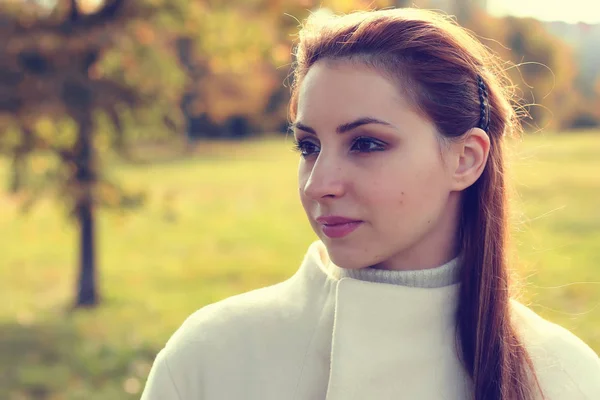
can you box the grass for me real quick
[0,131,599,399]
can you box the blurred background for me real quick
[0,0,598,398]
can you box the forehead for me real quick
[296,60,416,126]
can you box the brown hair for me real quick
[288,8,542,400]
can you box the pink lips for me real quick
[316,216,363,239]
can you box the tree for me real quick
[0,0,188,307]
[179,2,282,137]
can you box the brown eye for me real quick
[293,139,320,158]
[350,137,386,153]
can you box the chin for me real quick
[322,241,372,270]
[322,235,402,270]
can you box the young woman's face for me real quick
[293,60,463,270]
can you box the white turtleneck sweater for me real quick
[141,241,600,399]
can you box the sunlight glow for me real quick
[488,0,600,24]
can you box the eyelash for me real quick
[292,136,387,158]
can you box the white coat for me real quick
[141,241,600,399]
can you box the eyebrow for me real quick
[290,117,396,136]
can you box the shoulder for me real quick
[141,279,302,399]
[159,257,331,367]
[158,240,332,362]
[165,277,298,354]
[142,242,334,398]
[510,300,600,399]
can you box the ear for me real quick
[449,128,490,191]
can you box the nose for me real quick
[302,153,346,200]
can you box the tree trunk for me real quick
[74,110,99,307]
[76,193,97,306]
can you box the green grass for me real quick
[0,131,599,399]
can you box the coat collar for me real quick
[294,241,471,399]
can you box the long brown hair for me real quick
[288,8,542,400]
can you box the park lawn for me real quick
[0,131,599,399]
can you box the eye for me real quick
[350,136,386,153]
[292,138,320,158]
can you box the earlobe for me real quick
[451,128,490,191]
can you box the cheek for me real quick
[400,169,451,224]
[366,162,446,214]
[408,154,449,192]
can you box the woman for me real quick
[141,8,600,400]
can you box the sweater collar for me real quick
[306,240,462,288]
[330,255,461,288]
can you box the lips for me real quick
[316,216,363,238]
